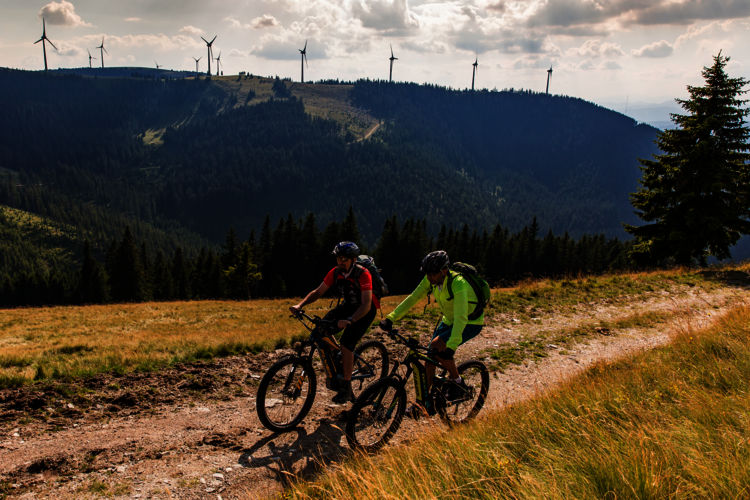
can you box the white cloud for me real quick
[38,1,93,28]
[600,60,622,70]
[567,39,625,58]
[251,15,282,29]
[352,0,420,35]
[631,40,674,58]
[179,26,205,36]
[675,20,734,47]
[578,59,596,70]
[55,41,84,57]
[225,14,282,29]
[124,18,141,22]
[228,49,249,57]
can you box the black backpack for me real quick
[332,255,388,300]
[425,263,491,320]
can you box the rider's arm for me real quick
[385,276,431,323]
[350,290,372,322]
[293,281,330,310]
[446,284,469,351]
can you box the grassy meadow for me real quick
[281,301,750,500]
[0,267,744,389]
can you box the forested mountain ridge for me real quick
[0,68,663,263]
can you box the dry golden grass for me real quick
[0,266,743,388]
[0,294,421,387]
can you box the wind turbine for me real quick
[389,44,398,83]
[96,37,108,69]
[34,18,57,72]
[471,55,478,91]
[155,60,162,69]
[545,65,553,94]
[214,51,222,76]
[201,36,216,75]
[192,56,201,79]
[299,40,308,83]
[87,49,97,68]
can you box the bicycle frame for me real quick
[379,329,447,415]
[291,311,379,386]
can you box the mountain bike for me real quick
[345,327,489,452]
[256,309,390,433]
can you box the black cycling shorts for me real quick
[322,302,377,351]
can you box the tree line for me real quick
[0,207,633,308]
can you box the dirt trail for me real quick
[1,285,747,499]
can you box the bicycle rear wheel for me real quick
[436,360,489,426]
[346,377,406,452]
[256,356,317,433]
[351,340,390,397]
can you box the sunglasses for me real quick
[425,270,443,278]
[336,256,351,262]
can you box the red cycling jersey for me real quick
[324,266,381,309]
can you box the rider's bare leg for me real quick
[426,337,459,390]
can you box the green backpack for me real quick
[445,263,491,320]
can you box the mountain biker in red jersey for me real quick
[290,242,379,404]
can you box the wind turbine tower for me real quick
[471,56,478,91]
[34,19,57,72]
[193,56,201,79]
[96,37,108,69]
[214,51,222,76]
[545,65,553,94]
[299,40,308,82]
[87,49,97,68]
[389,45,398,83]
[201,36,217,75]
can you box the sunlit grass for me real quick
[280,302,750,500]
[0,266,742,389]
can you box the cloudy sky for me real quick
[3,0,749,105]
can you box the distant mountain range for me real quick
[597,100,683,130]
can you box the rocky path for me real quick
[1,284,746,500]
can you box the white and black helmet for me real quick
[421,250,450,274]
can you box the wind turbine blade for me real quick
[304,52,308,68]
[304,39,307,51]
[35,38,43,44]
[391,44,394,57]
[49,40,58,51]
[103,47,108,55]
[201,36,209,44]
[211,36,217,44]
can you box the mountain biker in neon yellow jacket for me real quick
[379,250,483,401]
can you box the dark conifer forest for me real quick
[0,67,684,306]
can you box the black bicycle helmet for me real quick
[332,241,359,259]
[421,250,450,274]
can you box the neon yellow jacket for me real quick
[386,270,484,351]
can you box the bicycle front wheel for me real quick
[345,377,406,452]
[437,360,489,426]
[351,340,390,397]
[256,356,317,433]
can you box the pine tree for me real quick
[112,226,144,302]
[153,250,173,301]
[172,247,191,300]
[625,53,750,265]
[340,205,362,246]
[77,239,109,304]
